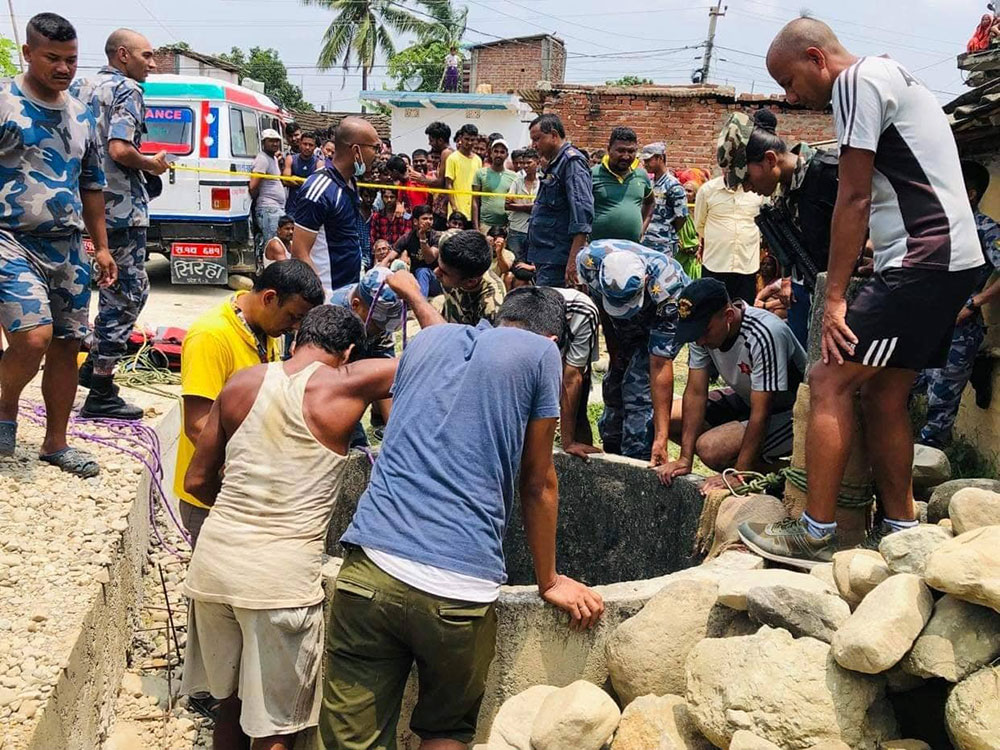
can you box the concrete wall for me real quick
[541,87,835,170]
[386,104,534,160]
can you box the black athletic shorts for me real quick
[844,266,983,371]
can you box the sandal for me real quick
[39,446,100,478]
[0,421,15,457]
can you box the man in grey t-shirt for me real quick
[250,128,288,248]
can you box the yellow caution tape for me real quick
[168,163,537,200]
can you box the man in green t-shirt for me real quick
[591,127,655,242]
[472,138,517,233]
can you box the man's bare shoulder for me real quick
[307,358,397,393]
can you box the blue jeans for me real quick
[507,230,528,263]
[254,205,283,247]
[534,262,566,288]
[787,282,811,349]
[415,266,442,298]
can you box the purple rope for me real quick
[22,402,191,558]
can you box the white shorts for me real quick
[181,600,324,738]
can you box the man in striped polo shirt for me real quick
[656,279,806,494]
[740,17,985,567]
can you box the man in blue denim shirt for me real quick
[526,114,594,288]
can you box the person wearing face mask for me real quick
[291,117,381,300]
[656,278,806,494]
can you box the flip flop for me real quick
[0,421,15,457]
[39,446,100,478]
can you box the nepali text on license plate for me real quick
[171,242,224,259]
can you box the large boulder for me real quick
[745,585,851,643]
[923,526,1000,613]
[832,549,889,607]
[684,626,892,749]
[609,694,712,750]
[949,487,1000,535]
[945,665,1000,750]
[878,525,952,577]
[606,578,738,705]
[912,444,951,493]
[831,574,934,674]
[486,685,558,750]
[927,478,1000,523]
[530,681,621,750]
[716,569,834,611]
[729,730,782,750]
[903,595,1000,683]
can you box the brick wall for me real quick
[472,37,566,93]
[153,48,176,74]
[541,86,835,171]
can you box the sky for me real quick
[4,0,985,108]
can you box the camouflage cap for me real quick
[716,112,754,189]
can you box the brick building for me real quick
[152,46,241,84]
[470,34,566,93]
[522,83,835,170]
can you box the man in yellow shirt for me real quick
[174,260,324,546]
[445,123,483,218]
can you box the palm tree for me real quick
[306,0,428,91]
[415,0,467,48]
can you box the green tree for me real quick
[606,75,654,86]
[218,46,313,111]
[0,38,18,77]
[304,0,427,92]
[386,0,467,91]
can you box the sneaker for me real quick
[737,517,838,570]
[858,520,895,552]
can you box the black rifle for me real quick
[756,202,820,289]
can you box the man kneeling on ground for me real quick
[321,287,605,749]
[180,273,443,750]
[657,278,806,493]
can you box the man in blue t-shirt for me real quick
[320,287,605,749]
[283,130,320,215]
[291,117,381,299]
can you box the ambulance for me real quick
[138,74,286,285]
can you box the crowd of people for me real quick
[2,10,999,750]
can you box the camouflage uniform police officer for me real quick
[72,28,169,419]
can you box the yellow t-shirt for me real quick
[444,150,482,218]
[174,292,282,509]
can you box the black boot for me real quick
[77,355,94,389]
[81,374,144,420]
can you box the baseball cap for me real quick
[261,128,282,142]
[358,267,403,332]
[599,251,647,319]
[674,278,731,345]
[716,112,754,189]
[639,141,667,160]
[489,137,510,151]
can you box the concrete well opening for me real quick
[324,450,707,741]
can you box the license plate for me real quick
[171,242,224,258]
[82,237,95,256]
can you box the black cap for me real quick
[674,278,730,345]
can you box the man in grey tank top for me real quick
[180,272,443,750]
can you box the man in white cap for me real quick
[576,238,689,464]
[472,137,517,234]
[250,128,288,248]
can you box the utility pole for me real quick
[696,0,726,84]
[7,0,23,72]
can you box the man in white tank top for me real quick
[180,272,443,750]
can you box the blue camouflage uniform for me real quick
[0,76,106,339]
[577,239,689,459]
[918,211,1000,446]
[642,171,688,257]
[526,142,594,287]
[72,66,151,373]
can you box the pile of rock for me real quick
[480,479,1000,750]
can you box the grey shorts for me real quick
[182,599,325,738]
[180,501,210,549]
[0,228,90,338]
[705,387,794,462]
